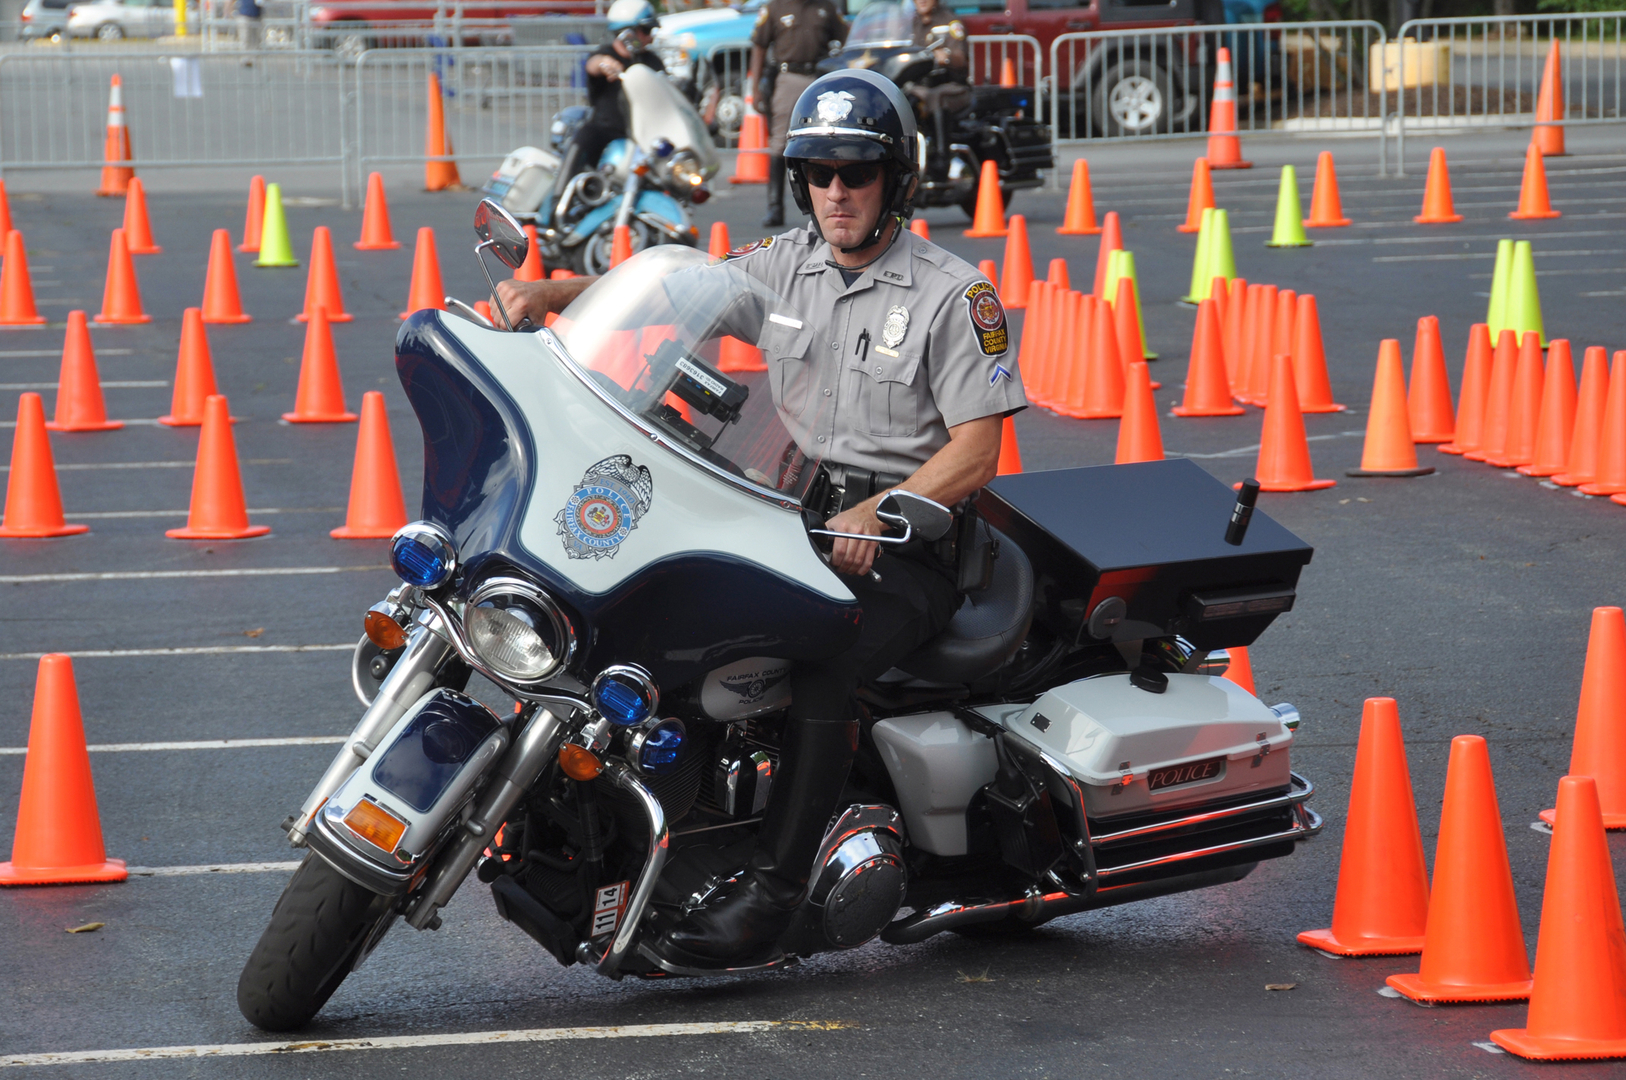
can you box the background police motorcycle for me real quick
[237,204,1321,1032]
[821,1,1052,220]
[483,63,718,275]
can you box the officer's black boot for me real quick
[659,716,857,964]
[761,156,786,228]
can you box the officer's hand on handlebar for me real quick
[825,504,883,577]
[493,279,559,330]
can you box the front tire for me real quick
[95,22,124,40]
[1090,58,1180,137]
[237,853,393,1032]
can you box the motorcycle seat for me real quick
[894,522,1034,685]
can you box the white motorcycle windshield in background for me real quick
[620,64,722,178]
[847,1,916,47]
[549,246,830,507]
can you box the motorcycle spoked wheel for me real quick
[237,852,395,1032]
[577,220,658,277]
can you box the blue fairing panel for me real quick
[566,188,689,246]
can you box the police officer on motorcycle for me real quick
[904,0,971,172]
[539,0,665,229]
[494,69,1026,966]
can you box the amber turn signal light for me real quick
[559,743,604,781]
[343,798,408,853]
[365,605,408,650]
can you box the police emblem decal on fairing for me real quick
[816,90,856,122]
[881,305,909,349]
[724,236,773,260]
[719,668,789,703]
[556,455,653,560]
[964,281,1008,356]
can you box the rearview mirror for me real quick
[876,490,954,543]
[474,198,529,270]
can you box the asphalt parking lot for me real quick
[3,125,1626,1078]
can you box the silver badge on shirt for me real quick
[881,305,909,349]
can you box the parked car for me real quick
[304,0,599,56]
[19,0,74,40]
[66,0,198,39]
[655,0,765,142]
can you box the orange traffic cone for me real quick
[424,73,461,191]
[1469,329,1520,463]
[610,224,633,268]
[1113,275,1150,371]
[707,221,731,257]
[1001,215,1032,310]
[1174,298,1244,417]
[1386,735,1532,1004]
[1486,332,1545,469]
[999,57,1017,87]
[1250,353,1335,491]
[1264,288,1297,404]
[729,113,769,184]
[1298,697,1427,955]
[93,228,149,325]
[1510,143,1562,220]
[977,258,998,284]
[355,172,400,250]
[1520,339,1576,477]
[1241,283,1277,407]
[1047,256,1071,292]
[1222,645,1255,693]
[1491,775,1626,1059]
[47,311,121,432]
[1069,294,1124,419]
[0,229,48,326]
[401,227,446,319]
[297,226,351,323]
[1177,158,1214,233]
[1348,339,1433,477]
[997,414,1023,475]
[1092,211,1122,300]
[0,179,13,240]
[910,219,930,241]
[1035,286,1072,410]
[201,228,251,325]
[121,177,160,254]
[159,308,220,427]
[283,307,356,423]
[1582,351,1626,496]
[1540,608,1626,828]
[1531,40,1567,158]
[1209,275,1230,326]
[1291,294,1343,414]
[1414,147,1464,223]
[1055,291,1091,415]
[1017,281,1050,405]
[1441,324,1493,456]
[1057,158,1101,236]
[166,395,269,540]
[513,224,543,282]
[1407,315,1454,443]
[1305,151,1351,227]
[238,175,265,253]
[1205,48,1250,170]
[1116,362,1163,463]
[1222,277,1248,388]
[95,74,134,198]
[963,160,1008,238]
[718,333,766,373]
[1555,346,1610,485]
[331,391,407,539]
[0,393,88,538]
[0,656,125,886]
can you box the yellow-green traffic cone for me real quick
[1265,164,1312,248]
[1107,249,1157,359]
[1505,239,1546,347]
[1209,208,1237,285]
[1486,238,1513,338]
[253,182,300,268]
[1183,207,1215,304]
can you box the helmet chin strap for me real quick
[824,217,904,273]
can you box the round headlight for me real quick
[390,522,457,589]
[463,577,574,684]
[590,664,659,726]
[628,717,685,776]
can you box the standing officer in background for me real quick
[748,0,846,227]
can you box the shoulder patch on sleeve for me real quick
[963,280,1008,356]
[755,6,768,24]
[724,236,775,260]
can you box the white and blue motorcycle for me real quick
[237,202,1322,1031]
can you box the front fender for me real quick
[563,188,692,246]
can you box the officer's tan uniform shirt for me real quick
[751,0,846,65]
[728,224,1027,477]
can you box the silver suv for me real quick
[19,0,74,40]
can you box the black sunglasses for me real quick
[800,161,884,190]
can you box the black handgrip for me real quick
[1225,478,1261,546]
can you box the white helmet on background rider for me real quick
[606,0,659,33]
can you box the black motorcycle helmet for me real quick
[783,69,921,253]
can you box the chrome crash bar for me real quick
[1090,773,1318,848]
[575,761,669,979]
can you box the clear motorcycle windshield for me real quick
[847,1,915,47]
[621,64,721,178]
[548,245,827,507]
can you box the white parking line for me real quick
[1173,431,1367,460]
[63,508,342,519]
[0,735,348,755]
[0,381,168,390]
[0,419,160,427]
[0,349,133,358]
[0,644,351,661]
[1,459,292,473]
[0,566,388,584]
[125,861,305,876]
[0,1022,844,1068]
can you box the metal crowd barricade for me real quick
[353,44,591,193]
[1049,21,1389,172]
[968,33,1042,89]
[1391,13,1626,175]
[0,50,354,200]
